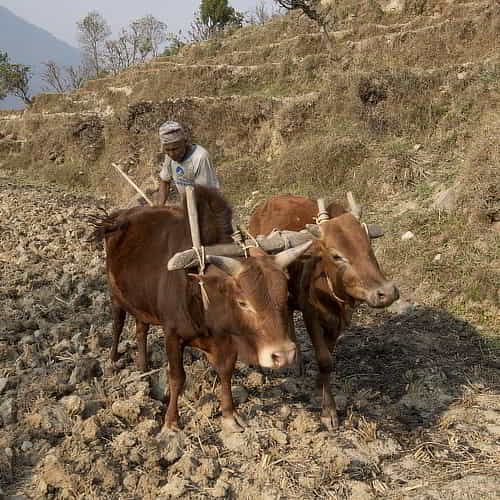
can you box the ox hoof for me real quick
[163,421,181,432]
[222,414,246,433]
[321,413,339,432]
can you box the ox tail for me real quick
[85,209,130,244]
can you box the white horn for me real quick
[274,241,313,270]
[207,255,244,276]
[347,191,362,219]
[317,199,329,224]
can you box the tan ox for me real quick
[92,187,311,432]
[249,193,399,429]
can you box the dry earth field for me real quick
[0,178,498,499]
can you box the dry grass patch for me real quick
[355,69,446,138]
[270,134,369,196]
[379,208,499,332]
[217,157,261,208]
[349,4,500,70]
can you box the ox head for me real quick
[306,193,399,308]
[194,241,312,369]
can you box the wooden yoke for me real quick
[185,184,202,250]
[183,180,210,309]
[168,230,314,270]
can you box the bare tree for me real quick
[66,65,86,89]
[41,61,67,92]
[131,15,168,57]
[102,16,168,74]
[77,11,111,77]
[187,11,213,42]
[41,61,87,92]
[273,0,333,46]
[103,35,133,75]
[247,0,282,25]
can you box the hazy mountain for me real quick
[0,5,81,109]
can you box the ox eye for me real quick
[237,300,249,309]
[331,253,347,263]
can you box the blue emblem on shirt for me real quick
[176,166,184,175]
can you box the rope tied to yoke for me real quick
[270,228,291,249]
[193,245,211,310]
[231,226,260,258]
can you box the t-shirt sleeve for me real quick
[159,158,172,182]
[192,152,220,189]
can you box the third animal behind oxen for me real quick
[249,193,399,430]
[92,186,312,432]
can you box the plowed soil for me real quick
[1,177,499,499]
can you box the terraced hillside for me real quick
[0,1,499,498]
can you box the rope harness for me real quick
[231,226,260,258]
[315,201,347,304]
[269,229,291,250]
[325,273,346,304]
[193,245,211,310]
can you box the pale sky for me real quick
[0,0,278,47]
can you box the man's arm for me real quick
[158,179,170,206]
[158,155,172,205]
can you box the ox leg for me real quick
[110,302,126,364]
[303,309,339,430]
[199,337,243,432]
[288,311,304,377]
[164,330,185,430]
[136,320,150,372]
[216,348,243,432]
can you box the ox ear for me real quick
[206,255,244,277]
[274,240,313,270]
[305,224,322,239]
[365,223,384,239]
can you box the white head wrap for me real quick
[159,121,187,144]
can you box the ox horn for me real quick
[317,199,330,224]
[274,240,313,270]
[347,191,362,219]
[206,255,244,276]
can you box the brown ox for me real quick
[92,187,311,431]
[249,194,399,429]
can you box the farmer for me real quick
[157,120,220,205]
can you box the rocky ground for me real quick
[1,176,499,499]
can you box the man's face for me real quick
[163,139,188,162]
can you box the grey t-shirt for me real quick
[159,144,220,195]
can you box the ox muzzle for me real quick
[365,281,399,308]
[258,342,297,369]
